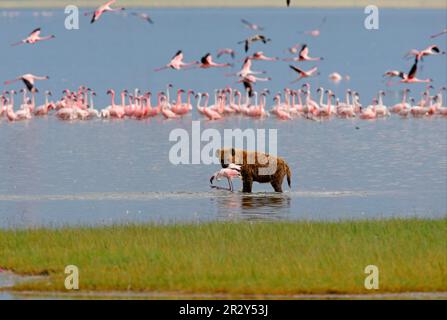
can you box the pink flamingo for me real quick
[11,28,55,46]
[249,51,278,61]
[161,95,179,119]
[203,98,223,121]
[238,34,271,53]
[172,89,192,115]
[4,74,49,92]
[299,17,327,37]
[430,28,447,39]
[145,92,162,117]
[390,89,411,113]
[107,89,125,118]
[405,45,445,61]
[289,65,319,83]
[210,164,241,192]
[241,19,264,31]
[386,58,432,84]
[6,91,32,121]
[154,50,198,72]
[34,91,55,116]
[285,44,323,62]
[217,48,236,59]
[198,53,232,69]
[359,99,378,120]
[87,0,125,24]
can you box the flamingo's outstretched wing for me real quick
[241,19,253,27]
[407,58,418,79]
[29,28,41,37]
[289,65,304,74]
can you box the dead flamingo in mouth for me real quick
[154,50,198,72]
[210,164,242,192]
[11,28,55,46]
[86,0,125,24]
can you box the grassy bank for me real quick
[0,219,446,295]
[1,1,446,9]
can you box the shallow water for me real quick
[0,8,446,228]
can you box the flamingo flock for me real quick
[1,84,446,122]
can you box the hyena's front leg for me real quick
[242,177,253,193]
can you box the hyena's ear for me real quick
[231,148,236,157]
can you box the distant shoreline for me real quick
[0,1,446,9]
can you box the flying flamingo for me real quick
[430,28,447,39]
[4,74,49,92]
[249,51,279,61]
[289,65,319,83]
[11,28,55,46]
[285,44,323,62]
[227,57,267,78]
[131,12,154,24]
[384,58,432,84]
[87,0,125,24]
[217,48,236,59]
[400,58,433,83]
[238,34,271,53]
[154,50,198,72]
[210,164,241,192]
[299,17,327,37]
[198,53,232,69]
[405,45,445,61]
[241,19,264,31]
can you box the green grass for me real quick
[1,0,446,8]
[0,219,446,295]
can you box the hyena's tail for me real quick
[286,164,292,188]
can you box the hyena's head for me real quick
[216,148,243,168]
